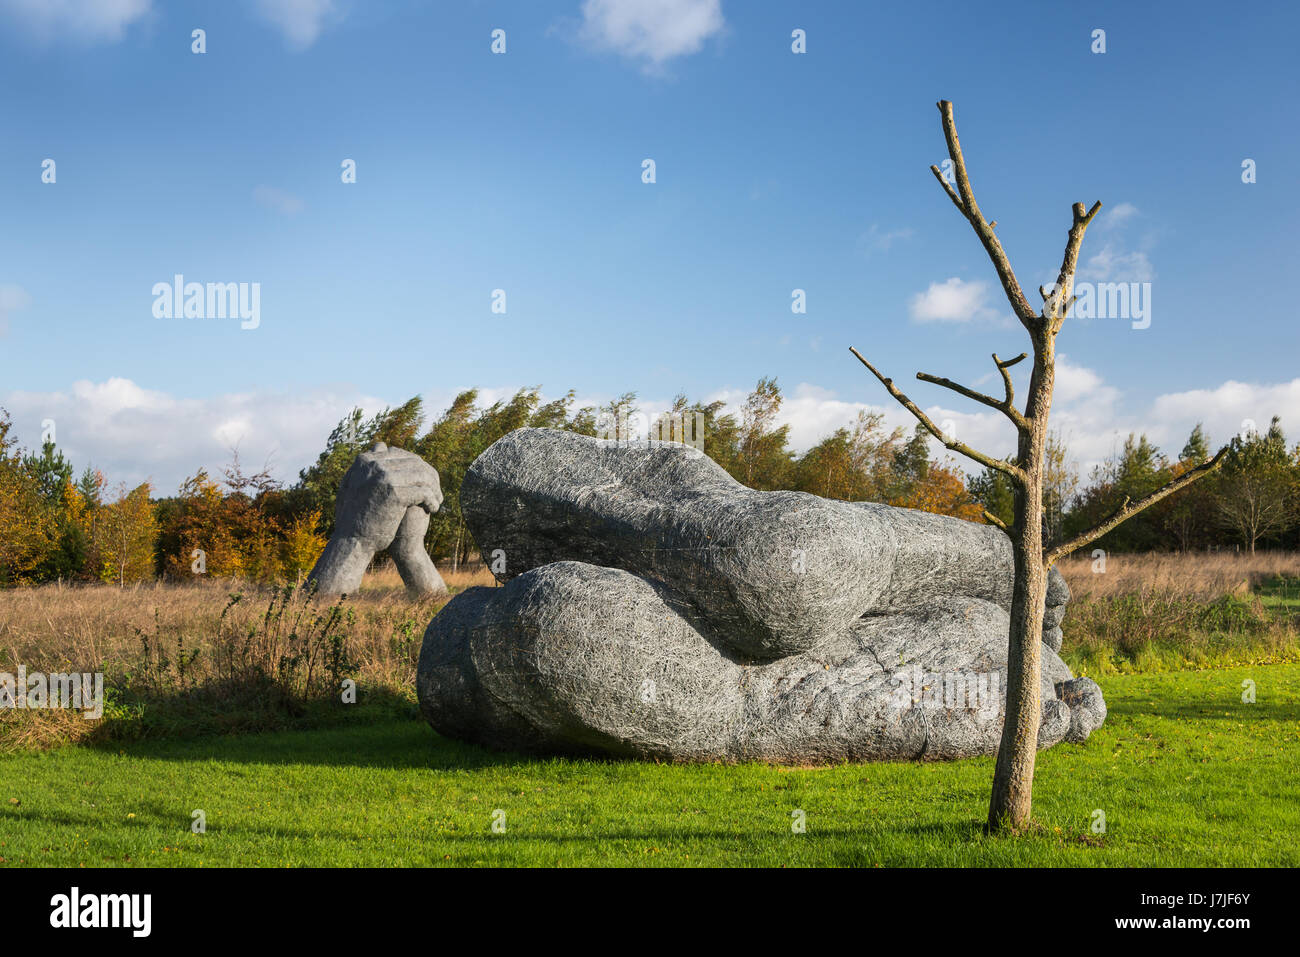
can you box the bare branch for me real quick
[916,370,1027,429]
[983,510,1010,533]
[915,372,1002,411]
[1045,447,1229,565]
[1044,200,1103,333]
[850,346,1025,481]
[993,352,1026,409]
[934,101,1038,328]
[929,165,964,213]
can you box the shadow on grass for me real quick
[94,723,522,772]
[81,709,581,773]
[15,796,911,852]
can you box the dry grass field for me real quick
[0,560,496,751]
[3,551,1299,751]
[1057,551,1300,675]
[0,561,495,682]
[1056,550,1300,601]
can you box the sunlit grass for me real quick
[2,664,1295,867]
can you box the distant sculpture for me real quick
[309,442,448,597]
[416,429,1105,763]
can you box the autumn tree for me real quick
[681,396,742,476]
[891,456,985,522]
[281,508,327,582]
[0,410,54,584]
[17,438,88,580]
[795,411,902,501]
[851,101,1226,833]
[71,467,107,580]
[100,482,157,586]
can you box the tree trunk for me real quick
[988,481,1048,831]
[988,342,1052,833]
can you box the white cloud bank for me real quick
[578,0,724,69]
[4,363,1297,495]
[1,379,389,494]
[704,357,1298,480]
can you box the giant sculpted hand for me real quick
[418,429,1105,763]
[309,442,447,596]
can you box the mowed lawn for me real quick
[2,663,1297,867]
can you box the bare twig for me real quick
[929,164,964,212]
[916,370,1028,429]
[983,510,1010,533]
[1045,447,1229,564]
[933,101,1037,328]
[1043,201,1102,332]
[993,352,1026,408]
[849,346,1024,481]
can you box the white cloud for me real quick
[0,0,151,43]
[1053,354,1117,405]
[860,224,915,255]
[1079,243,1154,283]
[578,0,724,70]
[0,283,32,337]
[1150,379,1300,449]
[0,379,388,494]
[253,185,306,216]
[909,277,998,323]
[1078,201,1155,282]
[252,0,340,51]
[1103,202,1138,226]
[704,362,1300,485]
[8,369,1298,502]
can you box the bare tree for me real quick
[851,100,1228,833]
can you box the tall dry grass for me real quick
[1057,550,1300,601]
[1056,551,1300,675]
[0,562,495,678]
[0,560,496,750]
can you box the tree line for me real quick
[968,417,1300,555]
[1,385,1296,586]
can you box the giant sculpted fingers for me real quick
[309,442,448,597]
[335,443,444,546]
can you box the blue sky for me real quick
[1,0,1297,491]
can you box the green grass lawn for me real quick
[2,663,1296,867]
